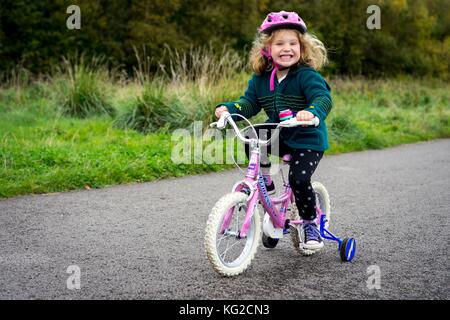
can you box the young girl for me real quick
[214,11,332,252]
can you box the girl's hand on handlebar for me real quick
[296,110,315,127]
[215,106,229,119]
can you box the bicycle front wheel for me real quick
[204,192,261,277]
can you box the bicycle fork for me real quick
[219,180,260,239]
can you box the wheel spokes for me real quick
[217,203,250,265]
[220,239,242,262]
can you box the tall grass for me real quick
[116,45,248,133]
[0,62,33,89]
[158,45,247,88]
[50,54,116,118]
[114,84,189,133]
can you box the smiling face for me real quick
[269,29,301,68]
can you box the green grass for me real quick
[0,112,227,198]
[327,78,450,152]
[0,75,449,198]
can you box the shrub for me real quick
[51,55,115,118]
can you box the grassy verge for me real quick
[327,78,450,152]
[0,87,225,197]
[0,76,449,198]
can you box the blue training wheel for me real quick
[339,238,356,262]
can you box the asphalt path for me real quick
[0,139,449,299]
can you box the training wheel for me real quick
[339,237,356,262]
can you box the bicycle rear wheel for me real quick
[312,181,331,229]
[204,192,261,277]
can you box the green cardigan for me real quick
[216,65,333,151]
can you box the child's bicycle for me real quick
[204,111,356,277]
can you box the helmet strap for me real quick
[261,48,288,91]
[269,64,277,91]
[270,62,289,91]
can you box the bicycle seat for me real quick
[282,154,292,163]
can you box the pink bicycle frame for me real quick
[218,149,296,238]
[219,149,325,238]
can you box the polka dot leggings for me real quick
[288,149,324,220]
[244,125,324,220]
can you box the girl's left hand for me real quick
[296,110,315,126]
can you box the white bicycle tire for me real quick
[204,192,261,277]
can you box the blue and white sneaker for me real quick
[300,222,324,251]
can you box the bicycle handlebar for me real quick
[210,111,320,146]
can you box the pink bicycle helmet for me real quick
[258,11,307,91]
[259,11,307,34]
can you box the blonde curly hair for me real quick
[249,29,328,74]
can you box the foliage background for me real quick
[1,0,449,79]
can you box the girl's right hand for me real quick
[215,106,228,119]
